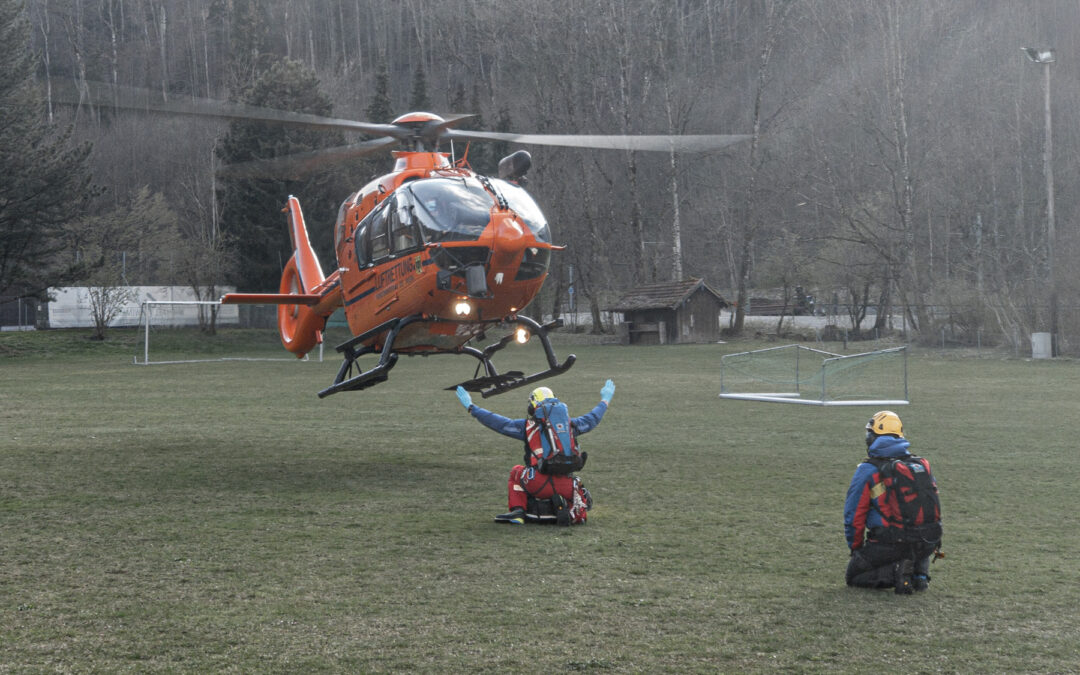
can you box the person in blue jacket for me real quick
[455,380,614,524]
[844,410,942,593]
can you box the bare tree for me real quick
[24,0,1080,352]
[86,274,135,339]
[176,139,233,333]
[68,187,179,338]
[729,0,792,334]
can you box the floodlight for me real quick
[1022,47,1055,64]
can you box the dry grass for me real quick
[2,330,1079,672]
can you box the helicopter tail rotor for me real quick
[276,196,332,357]
[222,196,340,358]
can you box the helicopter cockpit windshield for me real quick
[404,177,552,245]
[407,178,492,243]
[490,178,551,244]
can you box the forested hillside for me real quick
[12,0,1080,350]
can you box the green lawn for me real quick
[2,329,1079,672]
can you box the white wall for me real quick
[46,286,238,328]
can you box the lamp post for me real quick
[1022,47,1058,356]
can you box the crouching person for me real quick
[455,380,614,525]
[844,411,943,594]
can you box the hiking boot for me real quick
[552,494,571,526]
[894,559,914,595]
[912,574,929,592]
[494,507,526,525]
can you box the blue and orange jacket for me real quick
[468,400,608,468]
[844,435,936,549]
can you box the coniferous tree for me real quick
[218,59,345,291]
[448,81,467,119]
[490,106,513,171]
[408,61,430,111]
[448,81,492,172]
[0,0,95,299]
[366,61,394,123]
[226,0,273,88]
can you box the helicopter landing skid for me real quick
[451,316,576,399]
[317,315,574,398]
[316,316,410,398]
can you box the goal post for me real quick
[719,344,908,406]
[134,300,322,365]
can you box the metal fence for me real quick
[0,297,38,330]
[733,303,1080,357]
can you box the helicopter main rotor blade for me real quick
[443,130,752,153]
[53,81,409,138]
[219,138,400,179]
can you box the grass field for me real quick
[2,328,1080,672]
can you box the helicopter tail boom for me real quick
[221,293,322,305]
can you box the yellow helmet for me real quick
[528,386,554,414]
[866,410,904,438]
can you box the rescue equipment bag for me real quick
[525,476,590,525]
[869,456,943,543]
[532,398,586,475]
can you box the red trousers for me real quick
[507,464,578,511]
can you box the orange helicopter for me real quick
[67,84,749,397]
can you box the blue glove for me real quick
[601,379,615,403]
[455,386,473,410]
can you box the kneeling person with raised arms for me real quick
[455,380,614,525]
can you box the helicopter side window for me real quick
[335,193,359,250]
[369,204,390,261]
[354,222,370,267]
[390,202,420,254]
[334,200,349,250]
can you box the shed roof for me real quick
[608,278,727,312]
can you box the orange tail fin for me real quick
[278,196,330,357]
[284,195,325,294]
[222,196,340,358]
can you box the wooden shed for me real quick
[608,278,728,345]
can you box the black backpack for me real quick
[870,456,943,543]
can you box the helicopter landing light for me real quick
[454,301,472,316]
[515,327,531,344]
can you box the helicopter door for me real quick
[368,203,390,261]
[390,199,420,254]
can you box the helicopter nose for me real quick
[489,214,529,283]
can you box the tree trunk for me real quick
[732,0,785,335]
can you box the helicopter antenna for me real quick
[455,142,474,169]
